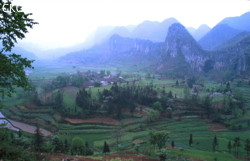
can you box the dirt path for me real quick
[8,119,52,136]
[65,117,120,125]
[105,154,158,161]
[44,153,96,161]
[44,153,158,161]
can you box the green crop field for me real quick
[2,71,250,161]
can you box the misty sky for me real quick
[15,0,250,51]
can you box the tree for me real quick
[52,137,63,153]
[130,103,136,115]
[94,81,102,87]
[33,125,43,152]
[100,70,106,76]
[245,139,250,159]
[18,130,22,138]
[113,125,123,151]
[189,134,193,146]
[0,128,36,161]
[153,101,162,111]
[149,131,169,150]
[168,91,173,98]
[171,140,175,148]
[71,74,84,87]
[212,135,218,151]
[186,77,196,88]
[226,82,231,92]
[52,76,70,88]
[233,137,241,156]
[71,136,83,155]
[228,140,232,153]
[0,0,38,97]
[146,109,160,123]
[103,141,110,154]
[166,107,173,119]
[183,86,191,101]
[32,90,41,105]
[64,139,69,153]
[76,88,92,113]
[175,80,179,86]
[157,148,168,161]
[84,141,93,155]
[202,96,213,118]
[53,90,64,111]
[203,59,214,73]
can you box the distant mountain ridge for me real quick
[219,12,250,31]
[130,18,179,42]
[61,21,250,79]
[198,12,250,51]
[187,24,211,41]
[88,17,210,46]
[2,46,37,60]
[198,24,241,50]
[85,17,179,47]
[60,23,210,77]
[60,12,250,79]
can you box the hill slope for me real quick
[198,24,241,50]
[130,18,179,42]
[219,12,250,31]
[193,24,211,41]
[212,34,250,75]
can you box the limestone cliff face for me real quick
[213,34,250,75]
[164,23,208,71]
[107,34,162,61]
[60,22,250,76]
[61,23,209,72]
[109,34,153,54]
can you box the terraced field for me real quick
[8,119,52,136]
[2,79,250,161]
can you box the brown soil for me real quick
[8,119,52,136]
[63,86,80,98]
[104,154,158,161]
[208,123,227,131]
[136,104,150,116]
[44,153,96,161]
[203,119,227,131]
[44,153,159,161]
[156,83,176,87]
[123,119,138,125]
[45,90,53,100]
[25,102,39,108]
[65,117,120,126]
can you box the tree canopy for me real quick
[0,0,38,97]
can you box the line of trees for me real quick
[73,83,163,119]
[31,126,112,156]
[188,133,250,158]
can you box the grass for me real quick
[169,148,241,161]
[3,72,250,160]
[63,92,77,109]
[87,85,112,99]
[58,128,114,134]
[59,123,115,130]
[58,133,111,147]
